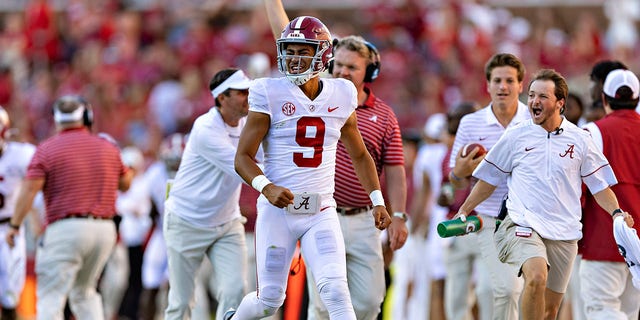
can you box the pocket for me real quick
[493,217,511,263]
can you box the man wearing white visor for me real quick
[163,68,253,319]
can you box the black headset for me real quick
[52,95,94,128]
[363,41,380,83]
[327,38,381,83]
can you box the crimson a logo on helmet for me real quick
[282,102,296,116]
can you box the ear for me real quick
[557,97,566,114]
[217,93,227,104]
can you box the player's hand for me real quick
[387,216,408,250]
[372,206,391,230]
[613,210,634,228]
[262,184,294,208]
[5,227,19,248]
[453,210,467,222]
[453,147,485,178]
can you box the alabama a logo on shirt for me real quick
[559,144,575,159]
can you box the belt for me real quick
[336,205,373,216]
[61,214,112,221]
[0,217,10,224]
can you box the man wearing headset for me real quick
[265,2,409,319]
[5,95,133,319]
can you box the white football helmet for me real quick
[160,133,187,178]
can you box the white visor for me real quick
[53,106,85,123]
[211,70,252,99]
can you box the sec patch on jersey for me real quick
[461,143,487,159]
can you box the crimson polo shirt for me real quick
[334,86,405,208]
[26,127,127,226]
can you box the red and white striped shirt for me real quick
[334,87,404,207]
[26,127,127,226]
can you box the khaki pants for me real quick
[36,218,116,320]
[163,210,247,320]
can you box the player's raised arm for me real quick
[264,0,289,39]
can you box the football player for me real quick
[229,16,390,320]
[0,107,37,320]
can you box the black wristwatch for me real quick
[611,208,623,217]
[9,222,20,230]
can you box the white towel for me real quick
[613,216,640,290]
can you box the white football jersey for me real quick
[0,142,36,219]
[249,77,357,197]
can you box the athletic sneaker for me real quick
[223,308,236,320]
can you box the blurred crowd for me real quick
[0,0,639,153]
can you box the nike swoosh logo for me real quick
[525,147,535,152]
[479,136,487,141]
[328,106,339,112]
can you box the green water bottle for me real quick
[437,215,483,238]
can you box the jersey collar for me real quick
[484,101,529,128]
[61,126,89,133]
[359,86,376,109]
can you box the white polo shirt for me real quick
[473,118,617,240]
[449,101,530,217]
[165,107,245,228]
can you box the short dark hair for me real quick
[590,60,628,83]
[484,53,525,83]
[209,68,240,107]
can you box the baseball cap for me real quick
[613,215,640,290]
[423,113,447,140]
[603,69,639,100]
[211,70,252,99]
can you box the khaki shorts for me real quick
[494,215,577,293]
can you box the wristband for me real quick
[450,170,464,182]
[369,190,385,207]
[393,212,408,222]
[9,222,20,230]
[251,175,272,193]
[611,208,623,217]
